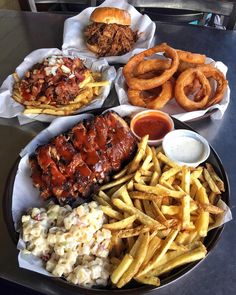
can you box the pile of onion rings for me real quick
[123,43,228,112]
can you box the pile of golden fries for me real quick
[12,71,109,116]
[93,135,225,288]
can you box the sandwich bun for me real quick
[90,7,131,26]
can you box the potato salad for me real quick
[21,201,112,287]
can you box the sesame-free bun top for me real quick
[90,7,131,26]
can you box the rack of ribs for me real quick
[29,111,137,206]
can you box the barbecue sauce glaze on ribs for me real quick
[29,112,137,206]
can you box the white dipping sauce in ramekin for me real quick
[162,129,210,167]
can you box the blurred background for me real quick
[0,0,235,29]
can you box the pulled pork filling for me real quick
[19,56,87,105]
[84,23,138,57]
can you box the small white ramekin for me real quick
[130,110,174,146]
[162,129,210,167]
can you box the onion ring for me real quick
[123,43,179,90]
[176,50,206,64]
[175,68,211,111]
[127,80,173,109]
[136,71,161,79]
[196,64,228,107]
[135,59,171,76]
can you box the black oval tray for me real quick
[2,110,230,294]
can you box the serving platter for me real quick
[3,107,230,294]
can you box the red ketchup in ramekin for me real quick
[130,110,174,146]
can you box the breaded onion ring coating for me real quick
[135,59,171,76]
[196,64,228,107]
[177,50,206,64]
[127,80,173,110]
[123,43,179,90]
[175,68,211,111]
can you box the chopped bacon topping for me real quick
[19,56,87,105]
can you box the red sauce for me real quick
[133,114,172,140]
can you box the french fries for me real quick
[103,215,137,230]
[97,137,226,289]
[111,254,133,284]
[112,198,164,228]
[116,232,149,288]
[13,68,109,116]
[148,244,207,277]
[116,225,151,238]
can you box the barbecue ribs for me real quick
[29,112,137,205]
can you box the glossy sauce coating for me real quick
[133,114,172,140]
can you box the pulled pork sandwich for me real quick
[84,7,138,57]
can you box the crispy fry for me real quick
[148,244,207,277]
[137,229,179,277]
[116,225,150,238]
[150,171,159,186]
[141,146,153,170]
[161,205,179,215]
[103,215,137,230]
[13,72,20,82]
[112,198,164,228]
[198,203,224,214]
[129,233,143,257]
[191,167,203,179]
[203,168,221,194]
[98,190,112,205]
[161,202,197,216]
[100,174,134,191]
[209,191,219,205]
[152,201,168,225]
[135,275,160,286]
[86,81,109,87]
[140,170,152,176]
[159,179,175,190]
[134,183,185,198]
[157,152,180,169]
[93,195,111,207]
[134,199,143,211]
[195,187,209,237]
[181,194,191,229]
[129,191,163,202]
[169,241,189,251]
[113,166,128,179]
[142,236,161,267]
[111,254,134,284]
[192,177,202,190]
[149,229,160,241]
[123,211,136,250]
[106,184,123,197]
[112,185,133,206]
[134,170,142,183]
[117,232,149,288]
[190,183,198,199]
[206,163,225,192]
[127,179,134,191]
[127,135,149,174]
[160,167,181,182]
[181,166,191,195]
[142,200,156,219]
[100,206,123,220]
[151,147,161,175]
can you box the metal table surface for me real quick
[0,9,235,295]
